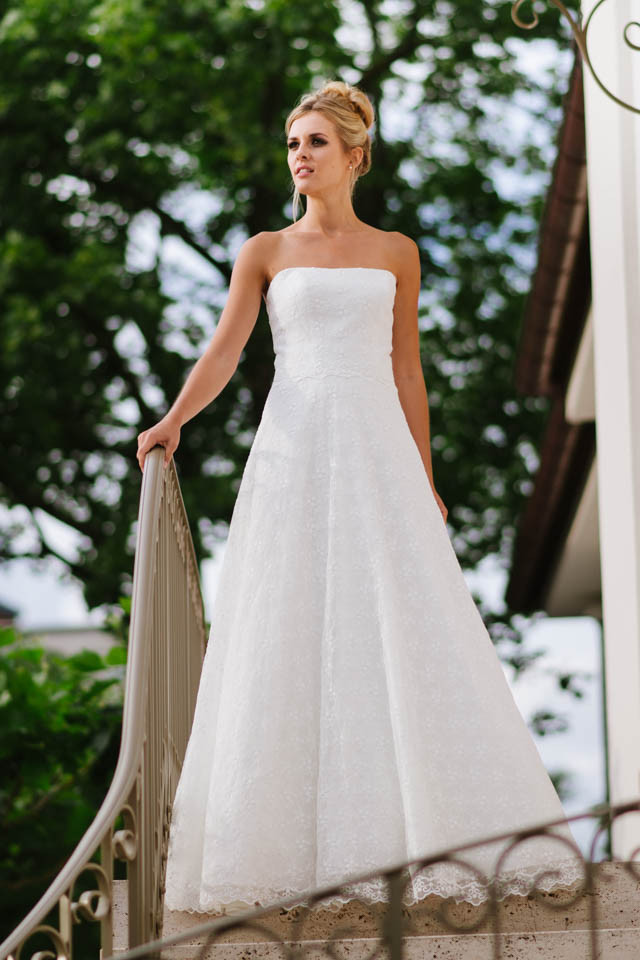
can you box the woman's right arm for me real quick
[136,234,268,471]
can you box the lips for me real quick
[295,166,314,176]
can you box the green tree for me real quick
[0,0,574,650]
[0,626,124,941]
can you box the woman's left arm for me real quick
[390,234,448,523]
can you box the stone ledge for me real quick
[111,862,640,952]
[127,927,640,960]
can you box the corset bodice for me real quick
[265,267,398,387]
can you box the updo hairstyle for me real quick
[285,80,375,221]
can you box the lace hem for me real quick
[165,857,585,915]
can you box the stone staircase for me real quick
[112,863,640,958]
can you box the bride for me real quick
[136,79,582,913]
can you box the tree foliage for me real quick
[0,1,573,639]
[0,626,124,941]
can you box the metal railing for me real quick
[1,447,207,960]
[511,0,640,116]
[111,799,640,960]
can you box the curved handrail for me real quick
[1,448,206,960]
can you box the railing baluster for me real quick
[1,449,206,960]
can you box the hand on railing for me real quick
[137,415,181,471]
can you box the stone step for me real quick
[153,927,640,960]
[112,862,640,956]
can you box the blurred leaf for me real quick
[105,644,127,666]
[67,650,104,672]
[530,709,569,737]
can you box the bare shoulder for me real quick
[376,230,420,288]
[238,229,293,282]
[230,231,283,291]
[387,230,419,267]
[235,230,276,266]
[365,226,419,277]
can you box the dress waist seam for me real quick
[273,370,397,388]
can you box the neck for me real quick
[299,190,362,235]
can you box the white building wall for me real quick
[581,0,640,854]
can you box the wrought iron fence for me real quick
[1,447,207,960]
[512,0,640,114]
[110,799,640,960]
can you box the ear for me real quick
[351,146,364,169]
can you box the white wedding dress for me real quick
[164,266,583,914]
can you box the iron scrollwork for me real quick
[512,0,640,113]
[70,864,112,924]
[8,802,140,960]
[113,804,138,863]
[107,798,640,960]
[10,925,68,960]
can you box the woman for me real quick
[137,80,581,914]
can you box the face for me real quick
[287,110,362,196]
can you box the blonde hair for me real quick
[285,79,375,221]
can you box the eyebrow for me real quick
[287,132,329,139]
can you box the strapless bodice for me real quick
[265,267,397,387]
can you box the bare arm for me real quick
[390,235,448,523]
[136,234,267,471]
